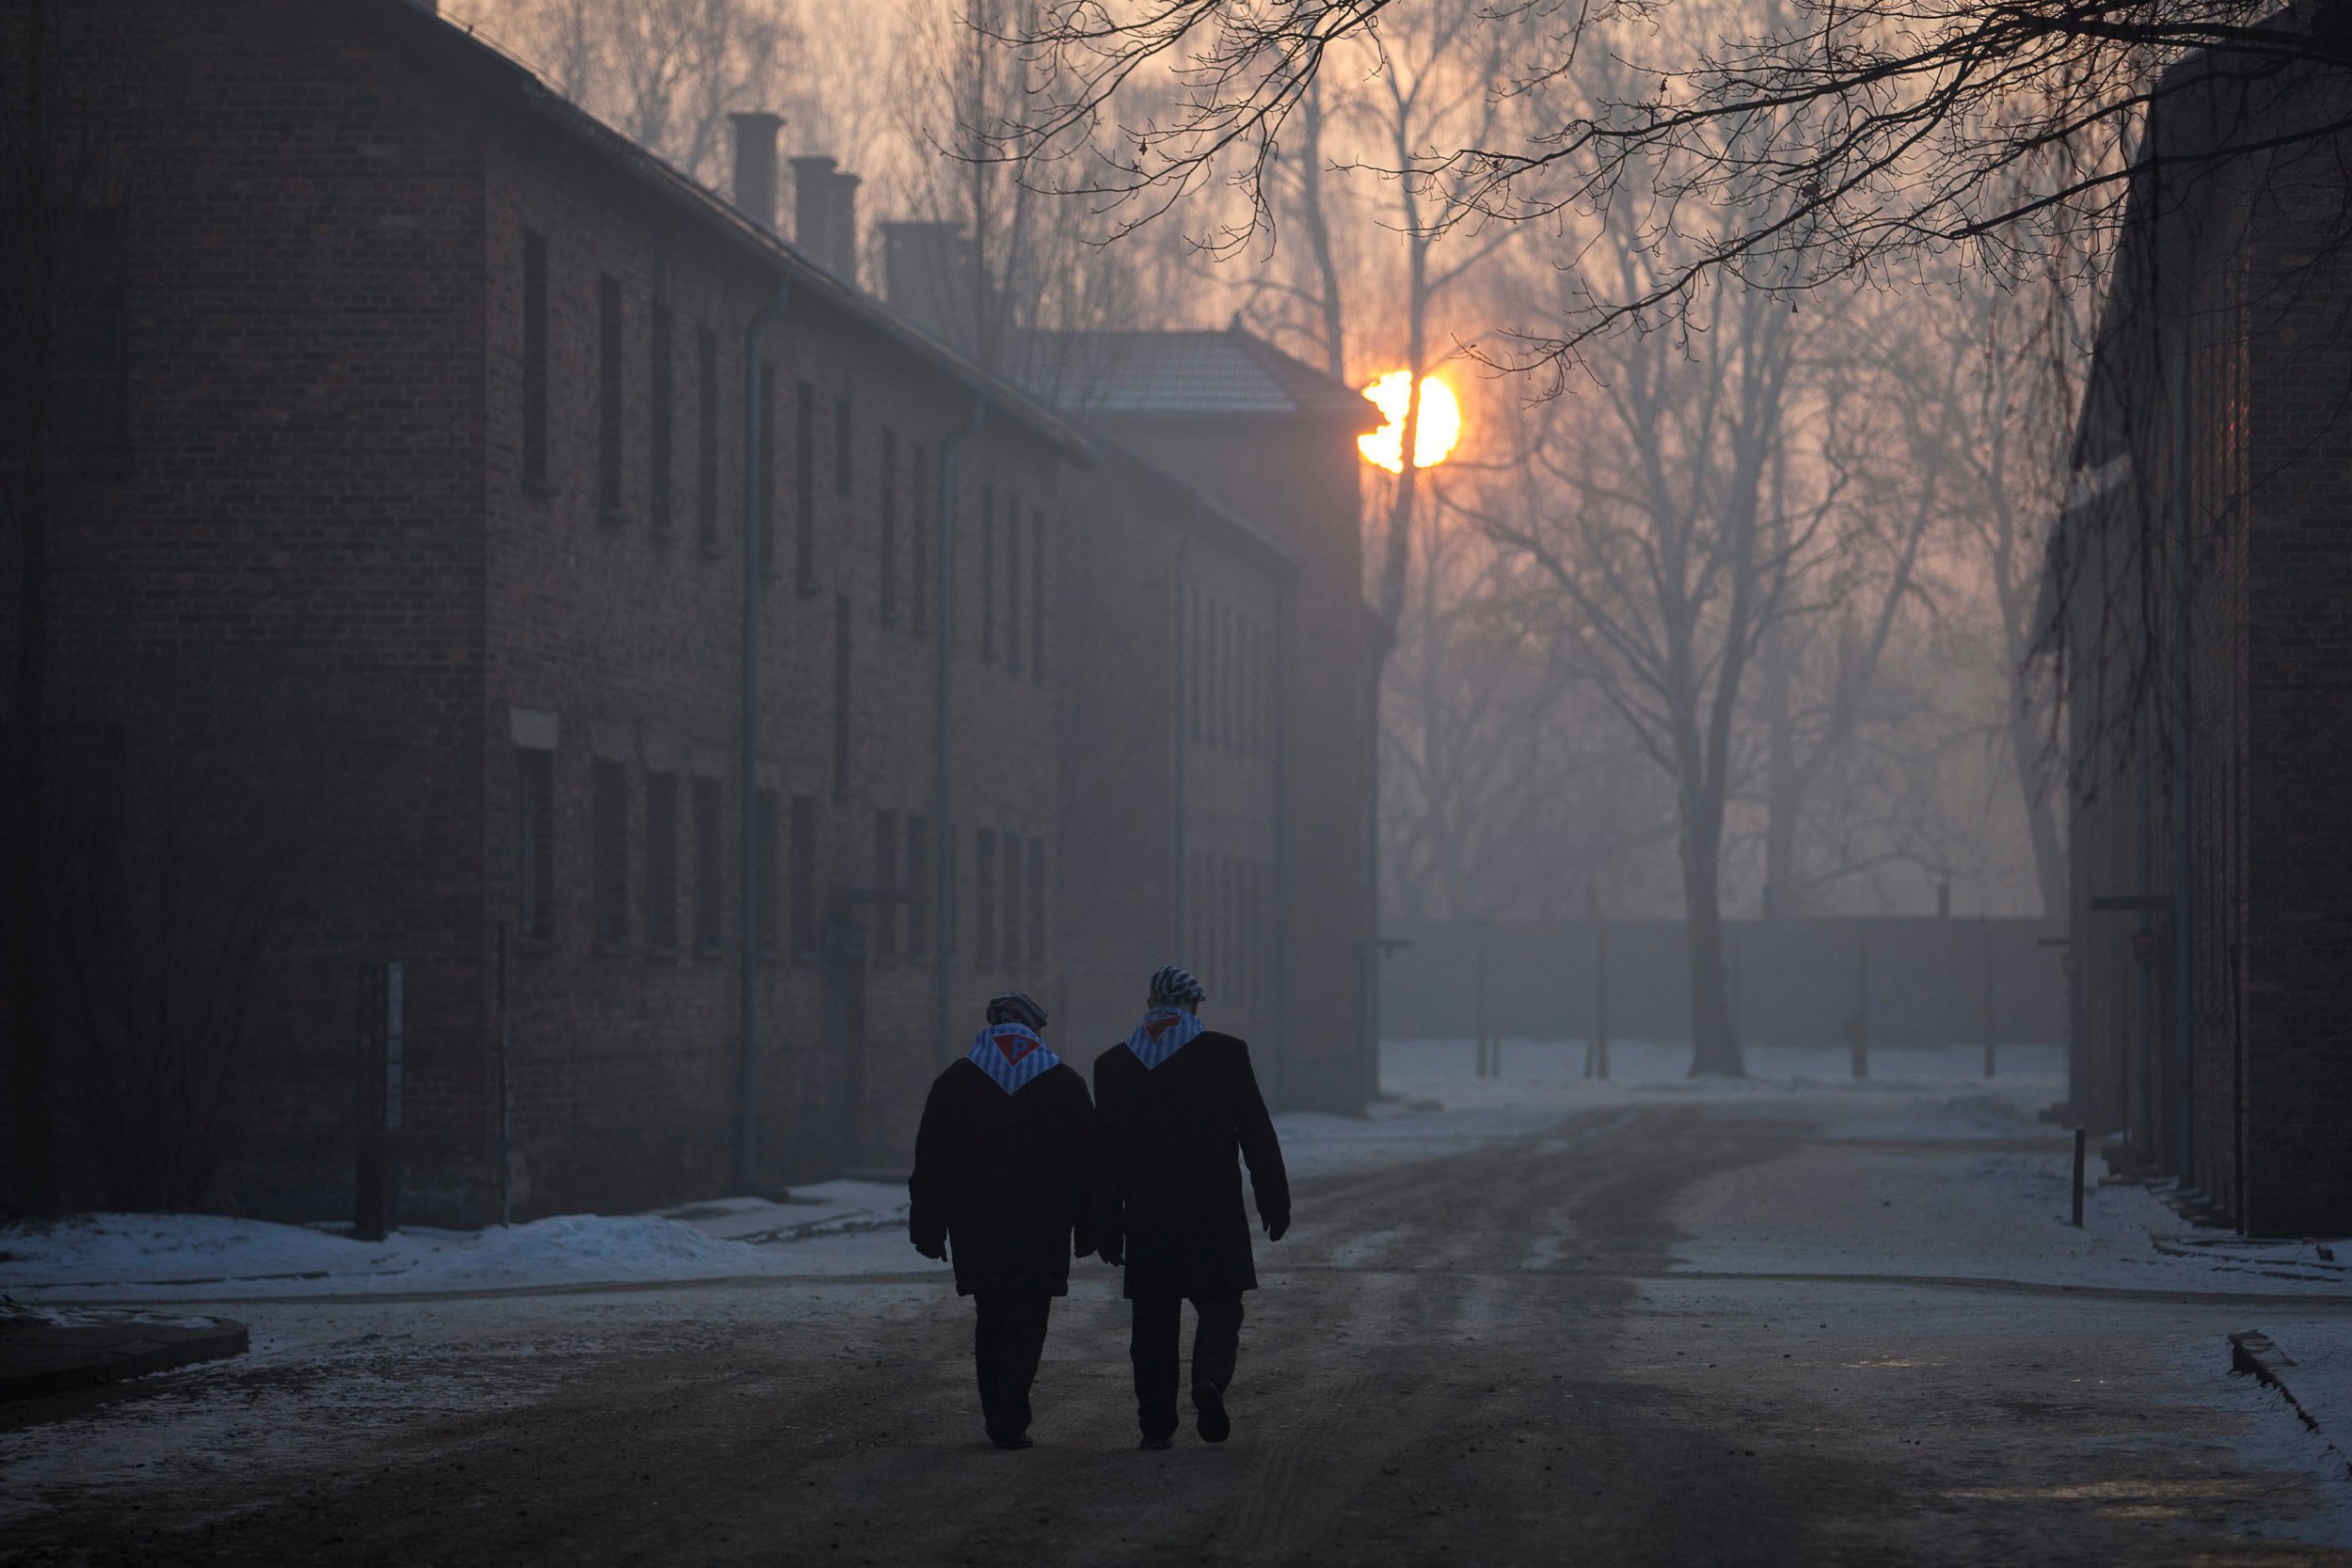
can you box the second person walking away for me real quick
[1091,966,1290,1449]
[909,992,1094,1450]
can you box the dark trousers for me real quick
[973,1291,1054,1442]
[1130,1292,1244,1440]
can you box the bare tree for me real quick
[1474,219,1820,1073]
[1002,0,2352,356]
[456,0,799,188]
[1752,305,1946,916]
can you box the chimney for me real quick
[792,156,860,282]
[882,220,977,343]
[729,113,784,232]
[830,171,861,289]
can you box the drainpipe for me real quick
[936,394,987,1055]
[1270,578,1293,1105]
[737,279,788,1193]
[1172,528,1192,965]
[2170,328,2194,1180]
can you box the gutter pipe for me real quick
[737,280,788,1193]
[936,394,987,1055]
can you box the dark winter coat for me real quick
[908,1058,1094,1296]
[1090,1030,1290,1300]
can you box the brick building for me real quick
[3,0,1382,1222]
[2053,40,2352,1234]
[1002,331,1383,1113]
[5,0,1099,1221]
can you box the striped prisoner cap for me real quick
[985,991,1049,1031]
[1147,966,1205,1008]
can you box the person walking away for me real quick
[1092,965,1290,1449]
[910,992,1093,1449]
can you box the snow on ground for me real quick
[2254,1322,2352,1465]
[5,1037,2343,1306]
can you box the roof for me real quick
[358,0,1092,467]
[1098,440,1295,571]
[1009,327,1378,425]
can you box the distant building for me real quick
[2052,40,2352,1234]
[1008,332,1383,1112]
[1,0,1380,1222]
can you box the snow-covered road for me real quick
[4,1042,2348,1564]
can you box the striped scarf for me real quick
[967,1022,1059,1095]
[1122,1006,1202,1070]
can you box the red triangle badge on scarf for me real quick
[993,1027,1040,1065]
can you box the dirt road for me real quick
[7,1104,2348,1565]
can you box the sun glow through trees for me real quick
[1358,372,1462,473]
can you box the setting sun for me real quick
[1358,371,1462,473]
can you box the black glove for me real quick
[1263,1212,1290,1243]
[912,1226,947,1262]
[1098,1237,1125,1267]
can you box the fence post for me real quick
[1851,935,1870,1080]
[1982,916,1997,1079]
[1473,918,1491,1078]
[1596,917,1611,1082]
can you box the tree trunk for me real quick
[1759,624,1799,918]
[2010,689,2068,918]
[1682,811,1742,1075]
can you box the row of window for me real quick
[1188,851,1272,1030]
[514,744,1046,971]
[1190,595,1274,761]
[518,228,1047,684]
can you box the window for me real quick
[794,378,817,593]
[1027,837,1046,967]
[833,594,852,804]
[695,326,719,552]
[980,484,995,662]
[1007,505,1023,673]
[1031,510,1047,681]
[905,814,930,957]
[755,788,779,953]
[834,395,852,496]
[644,771,679,947]
[879,427,899,625]
[911,445,930,639]
[873,809,899,959]
[593,758,629,943]
[649,302,674,535]
[974,829,996,964]
[597,275,624,522]
[517,748,554,940]
[1221,604,1237,752]
[522,229,548,488]
[1,207,129,468]
[692,777,723,950]
[758,363,778,575]
[1001,830,1021,968]
[788,793,818,960]
[1190,599,1205,743]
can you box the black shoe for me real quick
[1139,1433,1173,1450]
[1193,1383,1231,1444]
[992,1433,1035,1450]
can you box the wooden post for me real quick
[2072,1125,2087,1227]
[1595,917,1611,1082]
[1473,919,1491,1078]
[1982,917,1997,1080]
[1851,935,1869,1080]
